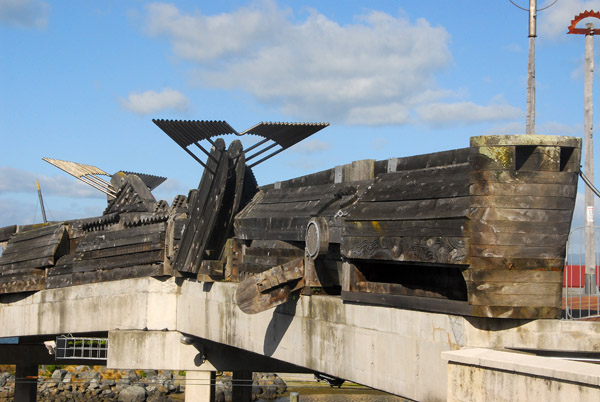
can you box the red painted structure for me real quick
[564,266,600,287]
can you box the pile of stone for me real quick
[0,367,288,402]
[0,366,184,402]
[214,372,287,402]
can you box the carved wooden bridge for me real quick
[2,123,598,402]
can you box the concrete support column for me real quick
[14,364,37,402]
[184,370,215,402]
[232,371,253,402]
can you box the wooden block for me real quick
[346,197,470,221]
[0,225,16,243]
[343,219,469,238]
[468,256,565,271]
[198,260,224,282]
[341,291,473,316]
[341,236,469,265]
[470,305,561,319]
[469,146,515,171]
[515,145,560,172]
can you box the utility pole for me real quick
[511,0,558,133]
[526,0,536,134]
[584,23,596,294]
[569,11,600,294]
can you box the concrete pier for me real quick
[1,277,599,401]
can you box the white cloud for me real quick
[143,1,469,126]
[0,167,104,198]
[539,0,600,39]
[120,88,189,115]
[417,100,523,127]
[291,139,331,154]
[0,0,50,28]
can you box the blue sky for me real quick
[1,0,600,228]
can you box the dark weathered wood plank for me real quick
[470,305,561,319]
[45,274,73,289]
[0,257,55,272]
[76,232,165,253]
[77,223,166,247]
[72,264,165,286]
[0,271,45,293]
[468,256,565,271]
[174,139,224,272]
[0,244,62,265]
[9,224,65,243]
[469,207,574,223]
[470,220,571,235]
[235,257,304,314]
[243,247,305,258]
[261,183,359,204]
[178,140,229,273]
[346,197,470,221]
[470,170,578,185]
[470,231,568,248]
[394,148,470,171]
[468,291,559,308]
[359,180,470,202]
[77,240,164,260]
[464,269,562,282]
[470,182,577,197]
[1,235,69,257]
[72,250,164,272]
[341,291,473,316]
[470,195,576,210]
[341,236,469,264]
[343,219,469,238]
[0,225,16,243]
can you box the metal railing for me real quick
[55,336,108,360]
[563,225,600,320]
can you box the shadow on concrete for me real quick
[465,316,533,331]
[263,297,298,357]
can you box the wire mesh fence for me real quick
[563,225,600,320]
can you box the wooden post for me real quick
[526,0,537,134]
[584,23,597,294]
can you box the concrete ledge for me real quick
[443,348,600,402]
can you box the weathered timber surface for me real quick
[341,291,473,316]
[341,236,468,264]
[235,257,304,314]
[0,270,45,293]
[0,225,16,243]
[343,219,469,238]
[174,139,227,274]
[0,224,68,272]
[346,197,470,221]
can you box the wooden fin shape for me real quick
[235,257,305,314]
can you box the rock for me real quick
[51,369,67,382]
[147,394,171,402]
[88,378,100,390]
[63,371,74,384]
[119,385,147,402]
[126,370,140,383]
[272,374,287,394]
